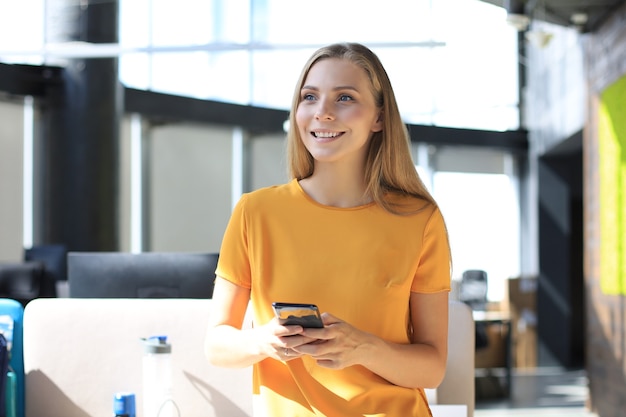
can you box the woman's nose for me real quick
[314,100,334,120]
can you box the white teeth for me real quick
[314,132,340,138]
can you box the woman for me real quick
[205,42,451,416]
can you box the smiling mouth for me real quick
[312,131,343,138]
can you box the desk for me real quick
[430,405,468,417]
[472,311,512,397]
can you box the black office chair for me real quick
[24,244,68,298]
[459,269,488,310]
[0,262,44,306]
[459,269,489,348]
[68,252,219,298]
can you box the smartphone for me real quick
[272,302,324,328]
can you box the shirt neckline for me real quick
[291,179,377,211]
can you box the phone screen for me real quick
[272,302,324,328]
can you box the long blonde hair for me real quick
[287,43,437,214]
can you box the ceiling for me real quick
[480,0,626,33]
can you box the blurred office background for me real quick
[1,1,625,416]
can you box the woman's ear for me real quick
[371,111,383,132]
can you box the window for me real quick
[434,171,521,301]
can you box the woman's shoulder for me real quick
[383,191,439,217]
[247,180,296,196]
[239,180,299,207]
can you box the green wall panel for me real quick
[599,74,626,295]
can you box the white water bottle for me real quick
[142,335,176,417]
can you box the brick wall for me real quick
[583,3,626,417]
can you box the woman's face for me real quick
[295,58,382,167]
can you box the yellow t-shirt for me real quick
[217,179,451,417]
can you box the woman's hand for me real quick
[206,279,320,367]
[261,318,321,362]
[292,313,372,369]
[292,291,449,389]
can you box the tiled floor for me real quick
[474,367,598,417]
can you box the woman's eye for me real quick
[302,93,315,101]
[338,95,354,102]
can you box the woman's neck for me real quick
[299,163,371,208]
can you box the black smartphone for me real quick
[272,302,324,328]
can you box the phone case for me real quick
[272,302,324,328]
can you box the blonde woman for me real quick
[205,42,451,416]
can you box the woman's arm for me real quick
[204,277,315,368]
[297,291,449,389]
[204,277,257,368]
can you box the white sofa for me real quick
[23,298,473,417]
[23,298,252,417]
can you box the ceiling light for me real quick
[504,0,530,31]
[570,13,588,26]
[507,14,531,31]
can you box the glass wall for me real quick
[0,0,524,294]
[115,0,520,131]
[0,0,45,65]
[0,0,520,131]
[434,171,520,300]
[417,145,521,301]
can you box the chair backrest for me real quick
[433,300,475,417]
[68,252,218,298]
[23,298,252,417]
[459,269,488,311]
[24,244,68,297]
[0,263,43,306]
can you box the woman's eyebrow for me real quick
[301,85,359,92]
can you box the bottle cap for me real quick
[142,335,172,354]
[113,392,136,417]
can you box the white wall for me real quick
[249,133,288,190]
[0,98,24,262]
[116,120,288,254]
[149,123,233,253]
[145,125,286,253]
[434,146,512,174]
[0,103,288,258]
[119,116,132,253]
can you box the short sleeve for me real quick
[411,207,452,293]
[215,194,252,289]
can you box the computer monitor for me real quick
[68,252,218,298]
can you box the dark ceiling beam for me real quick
[125,87,528,152]
[407,124,528,152]
[123,87,289,135]
[1,65,528,151]
[587,0,626,32]
[478,0,625,33]
[0,63,64,96]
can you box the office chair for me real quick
[24,244,68,298]
[459,270,489,349]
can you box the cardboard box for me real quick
[508,277,538,368]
